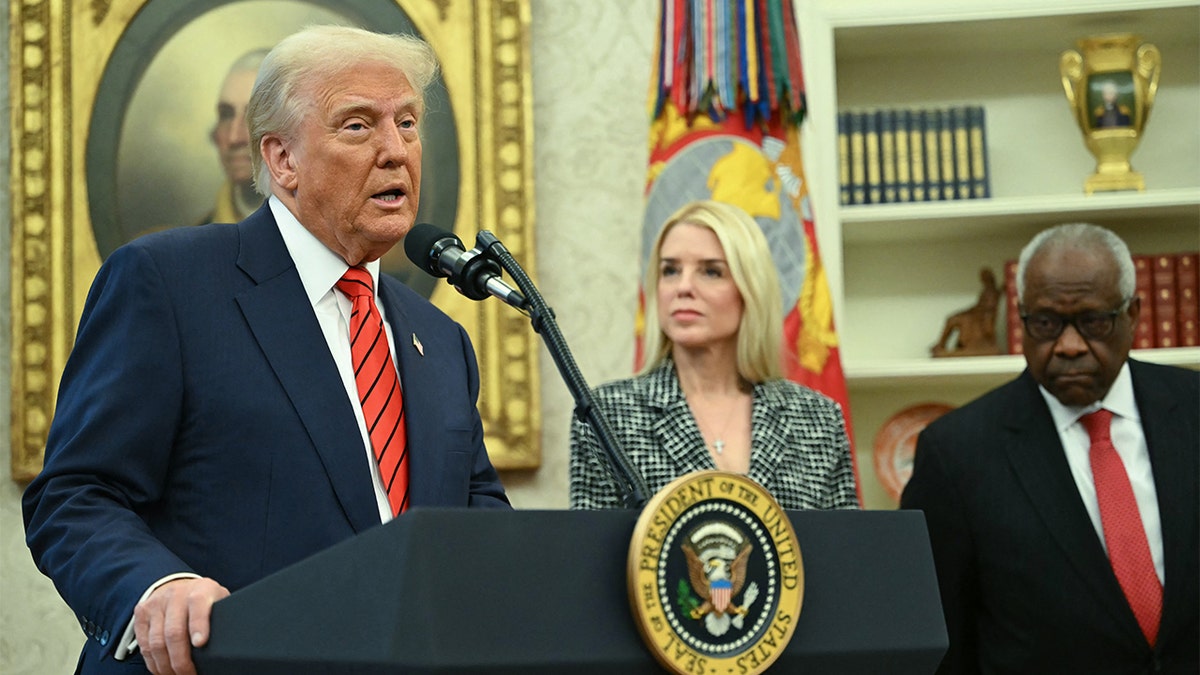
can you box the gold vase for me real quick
[1060,34,1161,194]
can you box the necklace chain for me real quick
[690,393,742,455]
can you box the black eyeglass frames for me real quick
[1019,298,1132,342]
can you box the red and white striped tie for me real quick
[337,267,409,516]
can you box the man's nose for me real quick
[377,124,410,166]
[231,110,250,145]
[1052,322,1090,356]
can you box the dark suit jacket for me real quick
[23,205,510,674]
[901,360,1198,675]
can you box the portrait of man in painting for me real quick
[87,0,460,298]
[1087,71,1135,130]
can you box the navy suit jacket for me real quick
[902,360,1198,675]
[23,205,510,673]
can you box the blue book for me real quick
[849,111,868,205]
[864,110,882,204]
[921,109,943,201]
[951,106,972,200]
[838,110,852,206]
[877,109,897,204]
[967,105,991,199]
[937,109,955,202]
[894,109,913,202]
[909,110,927,202]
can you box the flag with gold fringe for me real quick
[638,0,861,502]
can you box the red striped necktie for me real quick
[1080,408,1161,646]
[336,267,409,517]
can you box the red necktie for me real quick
[1080,409,1161,646]
[336,267,409,516]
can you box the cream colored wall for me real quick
[0,1,660,671]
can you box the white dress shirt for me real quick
[1039,362,1165,583]
[117,197,399,659]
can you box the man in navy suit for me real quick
[902,223,1198,674]
[23,25,510,675]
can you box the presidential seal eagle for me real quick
[683,521,760,636]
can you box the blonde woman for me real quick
[570,200,857,510]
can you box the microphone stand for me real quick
[475,231,649,509]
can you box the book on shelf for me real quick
[967,105,991,199]
[865,110,882,205]
[1152,254,1179,348]
[838,111,852,206]
[894,109,912,202]
[937,108,955,203]
[878,109,897,204]
[1004,259,1022,355]
[1132,255,1156,350]
[1175,252,1199,347]
[836,104,990,206]
[921,109,942,201]
[951,106,972,200]
[849,110,867,205]
[909,110,927,202]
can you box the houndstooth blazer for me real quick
[570,359,858,510]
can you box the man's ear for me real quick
[1126,293,1141,324]
[260,135,299,190]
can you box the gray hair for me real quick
[1015,222,1135,304]
[247,25,439,194]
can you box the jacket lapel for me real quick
[746,382,790,490]
[1001,370,1145,643]
[647,362,715,476]
[233,206,382,533]
[1130,360,1192,640]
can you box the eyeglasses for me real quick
[1019,299,1131,342]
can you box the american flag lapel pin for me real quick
[412,333,424,356]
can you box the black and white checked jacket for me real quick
[570,359,858,510]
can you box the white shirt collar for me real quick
[1039,361,1138,433]
[268,195,380,303]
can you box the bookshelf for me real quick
[796,0,1200,509]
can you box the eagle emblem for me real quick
[681,521,760,636]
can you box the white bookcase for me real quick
[796,0,1200,509]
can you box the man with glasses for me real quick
[902,222,1198,674]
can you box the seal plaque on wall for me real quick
[628,471,804,675]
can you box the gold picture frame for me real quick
[9,0,540,482]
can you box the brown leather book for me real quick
[1175,252,1199,347]
[1151,254,1178,348]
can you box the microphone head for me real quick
[404,223,462,278]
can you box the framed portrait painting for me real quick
[9,0,540,480]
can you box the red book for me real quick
[1176,252,1199,347]
[1004,259,1022,354]
[1151,254,1178,348]
[1132,255,1155,350]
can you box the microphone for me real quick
[404,223,527,309]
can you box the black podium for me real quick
[194,509,946,674]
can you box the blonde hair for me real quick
[641,200,784,383]
[247,25,439,195]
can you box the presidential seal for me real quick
[628,471,803,675]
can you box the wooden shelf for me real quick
[799,0,1200,510]
[846,347,1200,390]
[841,188,1200,244]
